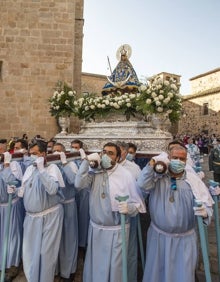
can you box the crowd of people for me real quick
[0,132,218,282]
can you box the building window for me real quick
[203,103,209,115]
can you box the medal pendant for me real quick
[101,192,105,199]
[169,196,174,203]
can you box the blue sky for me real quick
[82,0,220,95]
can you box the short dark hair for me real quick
[0,139,7,144]
[103,142,121,159]
[15,139,28,150]
[29,139,48,153]
[71,139,83,148]
[128,142,137,152]
[53,142,66,151]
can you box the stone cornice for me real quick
[182,86,220,100]
[190,68,220,81]
[82,72,106,79]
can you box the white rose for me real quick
[158,95,164,100]
[151,92,157,98]
[113,103,120,109]
[60,91,65,95]
[157,107,163,112]
[156,101,161,106]
[90,105,95,109]
[68,91,74,96]
[154,97,159,101]
[85,106,89,111]
[146,99,151,104]
[163,98,170,104]
[140,84,147,91]
[101,104,105,108]
[170,84,177,91]
[65,100,69,105]
[126,103,131,107]
[164,80,169,86]
[129,94,135,99]
[168,92,173,98]
[126,98,130,102]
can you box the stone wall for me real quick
[190,68,220,93]
[179,68,220,136]
[82,72,107,95]
[0,0,83,140]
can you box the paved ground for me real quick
[2,155,220,281]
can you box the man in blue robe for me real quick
[137,145,213,282]
[0,151,23,282]
[19,140,65,282]
[75,142,146,282]
[52,142,78,282]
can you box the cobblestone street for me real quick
[2,155,219,281]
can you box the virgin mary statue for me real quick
[102,44,140,96]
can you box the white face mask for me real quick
[30,154,38,162]
[14,148,26,153]
[70,148,78,153]
[52,151,61,155]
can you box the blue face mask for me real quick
[169,159,185,174]
[126,153,134,161]
[101,154,113,169]
[70,148,78,153]
[30,154,38,161]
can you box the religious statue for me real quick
[102,44,140,95]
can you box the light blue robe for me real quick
[75,160,145,282]
[56,163,78,278]
[0,167,24,270]
[74,158,90,247]
[137,164,197,282]
[22,164,64,282]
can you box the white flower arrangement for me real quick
[49,81,76,118]
[136,76,182,122]
[49,77,182,123]
[74,92,141,121]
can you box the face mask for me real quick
[30,154,38,162]
[53,151,61,155]
[14,149,26,153]
[47,147,52,153]
[169,159,185,174]
[126,153,134,161]
[70,148,78,153]
[101,154,113,169]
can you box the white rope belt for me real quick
[151,222,195,238]
[26,204,61,217]
[63,197,75,204]
[90,220,129,231]
[0,197,20,207]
